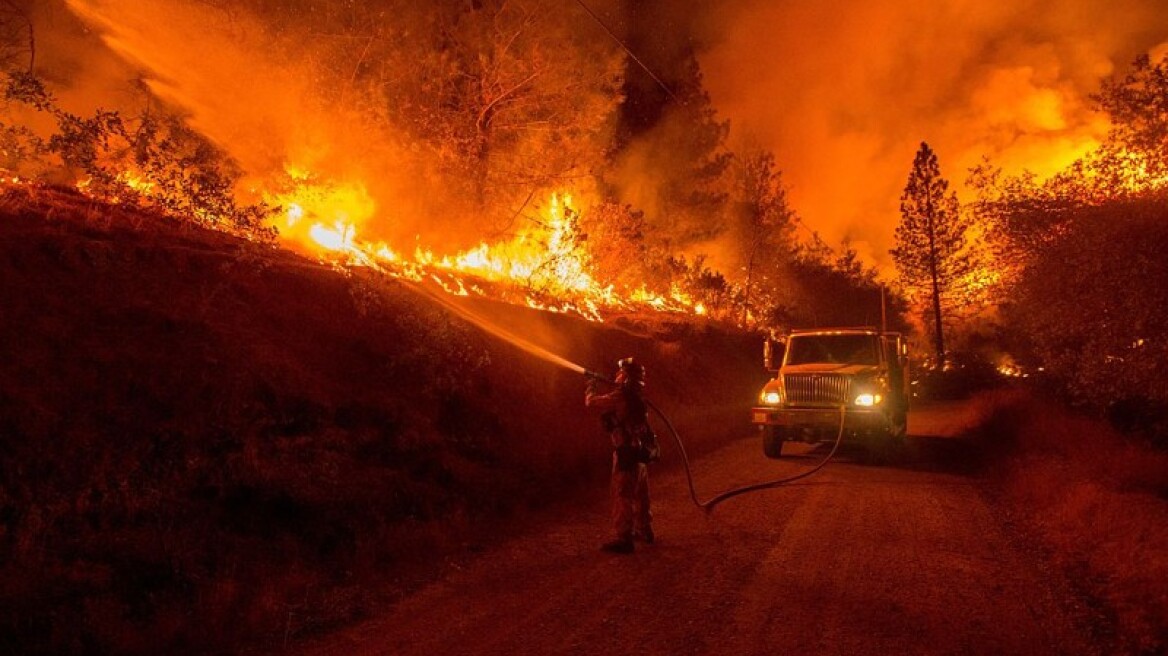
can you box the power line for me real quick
[570,0,679,103]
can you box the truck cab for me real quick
[752,328,909,459]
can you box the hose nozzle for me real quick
[584,369,614,383]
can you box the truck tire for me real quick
[862,425,905,464]
[889,409,908,439]
[762,427,784,459]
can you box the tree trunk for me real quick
[925,186,946,366]
[930,268,944,365]
[741,243,756,327]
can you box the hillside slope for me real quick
[0,186,765,654]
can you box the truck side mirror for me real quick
[763,340,782,371]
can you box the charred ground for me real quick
[0,186,765,654]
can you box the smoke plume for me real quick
[31,0,1168,275]
[60,0,440,248]
[697,0,1168,269]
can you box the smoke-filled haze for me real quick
[27,0,1168,272]
[62,0,417,246]
[697,0,1168,268]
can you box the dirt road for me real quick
[292,401,1106,656]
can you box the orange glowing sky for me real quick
[33,0,1168,275]
[697,0,1168,269]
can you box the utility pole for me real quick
[880,284,887,333]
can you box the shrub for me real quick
[1,71,274,238]
[1001,195,1168,444]
[968,391,1168,653]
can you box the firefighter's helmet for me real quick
[617,357,645,383]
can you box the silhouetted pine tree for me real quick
[891,142,974,366]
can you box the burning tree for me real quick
[970,52,1168,286]
[0,71,272,235]
[362,0,626,226]
[968,52,1168,437]
[891,142,976,366]
[0,0,33,73]
[0,0,897,331]
[728,148,797,326]
[762,236,894,331]
[609,53,733,252]
[1092,52,1168,188]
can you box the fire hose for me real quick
[650,400,846,512]
[398,277,846,512]
[586,370,847,512]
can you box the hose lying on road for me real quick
[646,400,846,512]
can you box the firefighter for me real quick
[585,357,658,554]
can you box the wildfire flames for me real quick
[52,163,708,323]
[265,173,708,322]
[9,0,1165,327]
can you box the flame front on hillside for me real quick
[257,166,704,322]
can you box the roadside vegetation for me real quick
[895,52,1168,449]
[944,64,1168,653]
[965,53,1168,449]
[0,185,771,654]
[0,2,896,334]
[967,389,1168,655]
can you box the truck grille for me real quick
[783,373,850,405]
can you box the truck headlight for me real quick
[854,392,883,406]
[760,390,782,405]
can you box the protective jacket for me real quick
[585,381,657,471]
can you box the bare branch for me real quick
[0,0,34,72]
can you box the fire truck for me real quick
[752,328,909,459]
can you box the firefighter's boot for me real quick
[600,538,634,554]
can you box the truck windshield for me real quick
[785,334,879,365]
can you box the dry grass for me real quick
[969,390,1168,654]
